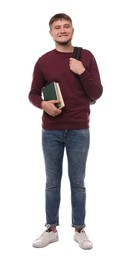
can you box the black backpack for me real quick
[72,46,96,105]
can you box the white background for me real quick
[0,0,131,259]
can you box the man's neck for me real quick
[55,43,74,53]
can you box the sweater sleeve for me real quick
[28,59,46,109]
[79,55,103,101]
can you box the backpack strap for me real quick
[72,46,82,60]
[72,46,96,105]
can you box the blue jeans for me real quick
[42,129,90,229]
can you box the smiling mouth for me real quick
[59,34,68,37]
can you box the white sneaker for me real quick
[74,229,93,250]
[32,228,59,248]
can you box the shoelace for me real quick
[79,229,89,239]
[37,226,51,239]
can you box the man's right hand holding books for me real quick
[41,100,62,117]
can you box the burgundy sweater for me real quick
[28,48,103,130]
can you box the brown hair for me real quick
[49,13,72,29]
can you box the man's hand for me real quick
[41,100,62,117]
[69,58,85,75]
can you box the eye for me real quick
[54,26,61,30]
[64,24,71,29]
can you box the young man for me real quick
[28,13,103,250]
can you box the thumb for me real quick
[51,99,60,104]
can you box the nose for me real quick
[60,27,66,33]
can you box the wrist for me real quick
[41,100,46,109]
[78,68,85,75]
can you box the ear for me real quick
[49,30,53,37]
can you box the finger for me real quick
[69,58,75,61]
[51,100,60,104]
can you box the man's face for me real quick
[49,19,74,45]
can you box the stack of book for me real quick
[42,81,65,109]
